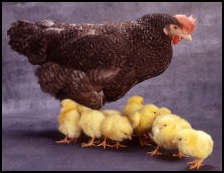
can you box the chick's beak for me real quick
[172,139,177,144]
[127,136,132,140]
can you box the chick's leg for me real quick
[146,145,162,156]
[81,137,96,147]
[111,141,127,149]
[97,138,113,149]
[139,134,152,146]
[188,158,204,169]
[56,135,71,144]
[72,138,78,143]
[172,149,189,159]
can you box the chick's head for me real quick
[117,118,133,141]
[140,104,159,124]
[158,107,172,115]
[174,129,197,147]
[60,99,78,113]
[122,125,133,140]
[156,117,177,134]
[127,95,144,105]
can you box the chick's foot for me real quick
[188,159,204,169]
[139,135,152,146]
[172,150,189,159]
[81,137,96,147]
[111,141,127,149]
[146,146,162,156]
[97,138,113,149]
[56,135,71,144]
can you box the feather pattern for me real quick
[8,13,190,109]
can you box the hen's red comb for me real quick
[174,14,197,34]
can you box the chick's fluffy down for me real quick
[79,110,105,138]
[123,96,144,117]
[101,109,121,117]
[101,114,133,142]
[152,114,191,150]
[175,128,213,159]
[58,109,81,139]
[129,104,159,133]
[158,107,172,115]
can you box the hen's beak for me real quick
[180,34,192,41]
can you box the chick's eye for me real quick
[178,138,182,141]
[163,124,167,127]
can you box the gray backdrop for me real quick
[2,2,222,171]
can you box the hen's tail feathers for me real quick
[7,20,54,65]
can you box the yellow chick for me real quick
[60,99,78,113]
[101,109,121,117]
[128,104,159,146]
[76,104,91,114]
[56,99,81,144]
[79,109,105,147]
[149,114,192,157]
[158,107,172,115]
[173,128,214,169]
[98,114,133,149]
[123,95,144,118]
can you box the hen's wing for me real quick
[51,34,128,71]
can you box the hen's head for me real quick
[164,14,197,45]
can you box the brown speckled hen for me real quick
[7,14,196,109]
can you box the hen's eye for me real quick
[173,26,178,29]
